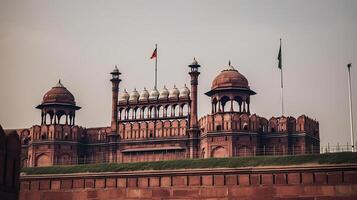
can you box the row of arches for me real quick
[211,95,251,114]
[119,120,188,140]
[41,109,76,125]
[118,103,190,121]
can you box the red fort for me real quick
[15,59,319,167]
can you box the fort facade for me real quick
[11,59,320,167]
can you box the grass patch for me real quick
[21,152,357,175]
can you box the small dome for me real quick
[179,84,190,98]
[139,87,149,101]
[129,88,139,101]
[159,86,169,99]
[119,89,129,102]
[169,85,180,99]
[149,87,159,100]
[211,62,249,90]
[42,80,75,105]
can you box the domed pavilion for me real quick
[36,80,80,125]
[205,61,256,114]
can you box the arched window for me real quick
[158,106,164,118]
[150,107,156,118]
[142,107,148,119]
[182,104,189,115]
[64,133,69,140]
[221,96,230,112]
[243,123,248,131]
[166,105,172,117]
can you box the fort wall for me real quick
[20,164,357,200]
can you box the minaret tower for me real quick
[109,65,121,162]
[187,58,201,158]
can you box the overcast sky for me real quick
[1,0,356,146]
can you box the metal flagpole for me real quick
[280,39,284,116]
[155,44,158,89]
[347,63,354,152]
[281,62,284,116]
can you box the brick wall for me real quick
[20,164,357,200]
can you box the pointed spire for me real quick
[55,79,64,87]
[224,60,236,71]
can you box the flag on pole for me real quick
[150,47,157,59]
[277,39,282,69]
[151,44,158,89]
[277,38,284,116]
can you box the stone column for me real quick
[109,66,121,163]
[187,58,201,159]
[230,99,234,112]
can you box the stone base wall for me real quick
[20,164,357,200]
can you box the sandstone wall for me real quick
[20,164,357,200]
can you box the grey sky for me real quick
[1,0,356,146]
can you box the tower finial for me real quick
[192,57,198,65]
[56,79,64,87]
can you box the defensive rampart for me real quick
[20,164,357,199]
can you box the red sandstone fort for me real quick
[12,59,320,167]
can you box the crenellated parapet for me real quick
[296,115,319,137]
[84,127,111,143]
[26,124,85,142]
[199,113,266,134]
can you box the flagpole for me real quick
[281,65,284,116]
[155,44,158,89]
[280,38,284,116]
[347,63,354,152]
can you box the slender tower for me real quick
[109,65,121,162]
[187,58,201,158]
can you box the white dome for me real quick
[149,87,159,100]
[129,88,139,101]
[179,84,190,98]
[159,86,169,99]
[139,87,149,101]
[169,85,180,99]
[119,89,129,102]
